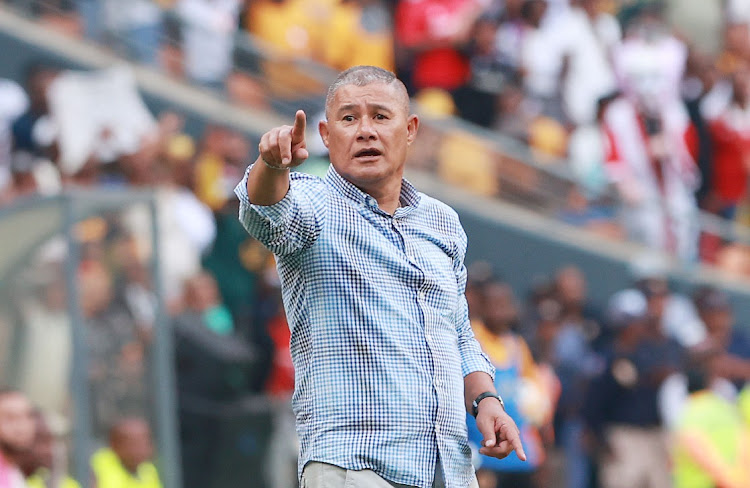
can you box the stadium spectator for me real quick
[15,268,72,423]
[693,286,750,390]
[716,17,750,77]
[395,0,484,93]
[584,289,672,488]
[671,361,750,488]
[704,63,750,220]
[550,266,602,488]
[102,0,164,67]
[0,389,35,488]
[559,0,620,127]
[518,0,567,123]
[494,0,524,74]
[467,280,554,488]
[79,259,147,438]
[452,14,508,127]
[600,91,700,260]
[173,270,256,487]
[90,418,162,488]
[10,64,57,160]
[120,134,216,307]
[323,0,395,72]
[631,264,706,348]
[180,270,234,336]
[19,411,80,488]
[243,0,331,110]
[0,78,28,193]
[176,0,241,90]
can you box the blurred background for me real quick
[2,0,750,488]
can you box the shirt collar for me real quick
[324,165,421,216]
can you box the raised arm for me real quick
[235,110,324,257]
[247,110,309,205]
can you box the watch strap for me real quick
[472,392,504,417]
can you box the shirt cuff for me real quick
[462,351,496,381]
[234,163,295,222]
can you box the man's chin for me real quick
[0,440,33,458]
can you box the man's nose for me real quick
[357,118,377,140]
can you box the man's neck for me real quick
[359,180,403,215]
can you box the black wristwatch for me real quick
[472,392,504,417]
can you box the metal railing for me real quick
[0,189,181,488]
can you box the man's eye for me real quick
[343,115,355,122]
[375,114,387,120]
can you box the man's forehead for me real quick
[331,83,407,110]
[0,392,31,410]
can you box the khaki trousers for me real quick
[301,461,479,488]
[599,425,671,488]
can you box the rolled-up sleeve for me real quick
[234,165,325,256]
[452,224,495,380]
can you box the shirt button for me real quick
[436,379,444,387]
[425,332,432,341]
[418,291,425,300]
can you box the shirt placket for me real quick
[393,216,453,485]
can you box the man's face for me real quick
[482,283,518,333]
[702,308,733,341]
[0,393,35,456]
[319,82,418,194]
[112,422,154,473]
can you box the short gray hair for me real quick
[325,65,410,117]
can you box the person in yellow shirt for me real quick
[91,418,161,488]
[245,0,393,100]
[323,0,395,72]
[467,280,556,488]
[673,363,750,488]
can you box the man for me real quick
[234,65,524,488]
[0,389,36,488]
[90,418,161,488]
[672,361,750,488]
[466,281,552,488]
[19,411,80,488]
[584,289,672,488]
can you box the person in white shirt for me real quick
[0,79,29,193]
[103,0,164,67]
[560,0,621,126]
[177,0,241,90]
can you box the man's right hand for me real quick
[258,110,309,170]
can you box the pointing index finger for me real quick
[511,432,527,461]
[291,110,306,145]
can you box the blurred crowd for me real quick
[0,58,295,486]
[464,260,750,488]
[0,388,162,488]
[3,1,750,488]
[7,0,750,272]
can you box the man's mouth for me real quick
[354,148,382,158]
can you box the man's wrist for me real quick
[262,157,290,171]
[472,392,504,417]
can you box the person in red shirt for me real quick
[706,64,750,220]
[395,0,486,92]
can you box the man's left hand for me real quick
[475,399,527,460]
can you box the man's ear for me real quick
[406,114,419,145]
[319,120,330,148]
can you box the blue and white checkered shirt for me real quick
[235,165,494,488]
